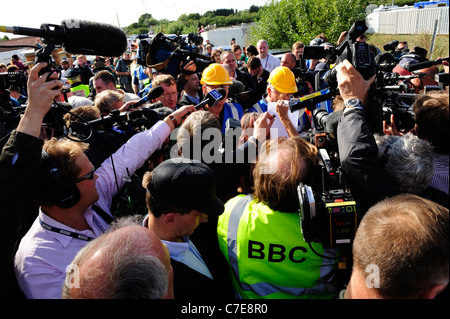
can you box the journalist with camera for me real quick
[1,61,196,298]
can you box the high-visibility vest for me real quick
[217,195,338,299]
[70,84,90,98]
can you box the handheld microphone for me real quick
[195,88,226,110]
[130,86,164,108]
[0,19,127,56]
[406,57,450,72]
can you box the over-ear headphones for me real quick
[41,149,80,209]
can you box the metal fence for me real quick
[367,6,449,34]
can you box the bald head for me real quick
[281,53,297,70]
[63,224,173,299]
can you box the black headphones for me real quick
[41,149,81,209]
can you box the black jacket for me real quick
[0,131,42,298]
[337,108,400,216]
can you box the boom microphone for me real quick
[406,57,450,72]
[130,86,164,108]
[0,19,127,56]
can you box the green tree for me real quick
[166,21,185,35]
[251,0,371,48]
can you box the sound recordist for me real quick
[1,63,195,299]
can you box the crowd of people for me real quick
[0,28,448,301]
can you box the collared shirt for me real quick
[183,93,200,105]
[162,238,213,280]
[142,215,212,280]
[430,153,449,195]
[14,209,109,299]
[14,120,171,299]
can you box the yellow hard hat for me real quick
[200,63,233,86]
[267,66,298,93]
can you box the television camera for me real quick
[136,33,214,78]
[303,20,376,91]
[288,90,358,250]
[0,71,29,138]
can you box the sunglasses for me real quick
[73,167,95,183]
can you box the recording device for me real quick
[406,57,450,72]
[0,72,28,130]
[298,182,358,249]
[2,20,127,77]
[1,20,127,57]
[136,33,213,78]
[195,88,226,110]
[130,85,164,109]
[292,96,358,248]
[298,124,358,248]
[383,40,399,52]
[303,21,376,90]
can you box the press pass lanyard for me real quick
[39,219,94,242]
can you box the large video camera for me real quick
[303,21,376,91]
[0,71,29,138]
[292,98,358,249]
[137,33,214,78]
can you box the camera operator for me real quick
[10,62,196,298]
[335,59,439,215]
[217,136,339,299]
[0,62,62,298]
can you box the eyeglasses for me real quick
[73,167,95,183]
[160,92,178,99]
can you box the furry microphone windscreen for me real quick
[61,19,128,57]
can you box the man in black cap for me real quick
[142,158,233,299]
[64,67,91,98]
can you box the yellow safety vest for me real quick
[70,84,90,98]
[217,195,338,299]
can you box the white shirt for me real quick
[14,120,171,299]
[259,53,281,73]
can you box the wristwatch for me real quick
[343,98,363,113]
[344,98,363,108]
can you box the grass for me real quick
[367,33,449,61]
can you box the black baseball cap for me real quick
[148,158,224,216]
